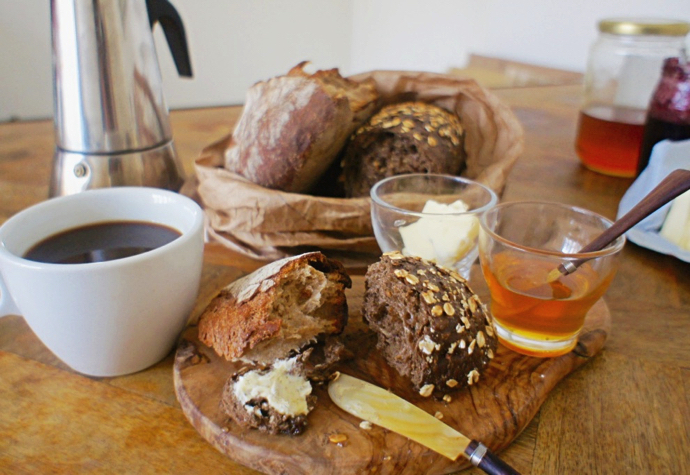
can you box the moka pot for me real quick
[50,0,192,196]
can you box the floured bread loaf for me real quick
[362,251,496,398]
[341,101,466,198]
[224,62,379,193]
[198,251,351,365]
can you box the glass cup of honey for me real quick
[478,201,625,357]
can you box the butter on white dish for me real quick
[399,199,479,268]
[660,190,690,251]
[233,356,312,416]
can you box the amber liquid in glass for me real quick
[482,253,615,357]
[575,105,646,178]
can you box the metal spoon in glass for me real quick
[547,168,690,284]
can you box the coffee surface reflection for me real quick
[24,221,181,264]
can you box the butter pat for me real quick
[399,199,479,268]
[234,356,312,416]
[660,190,690,251]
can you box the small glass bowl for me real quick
[370,173,498,279]
[478,200,625,357]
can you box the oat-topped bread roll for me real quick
[341,101,466,198]
[224,62,379,193]
[362,251,496,397]
[198,251,352,365]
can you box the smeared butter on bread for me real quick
[233,356,312,416]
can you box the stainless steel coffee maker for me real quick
[50,0,192,197]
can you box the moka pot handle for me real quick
[146,0,193,77]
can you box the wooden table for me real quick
[1,84,689,474]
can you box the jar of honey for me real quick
[575,18,689,177]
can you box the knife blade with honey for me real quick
[328,373,521,475]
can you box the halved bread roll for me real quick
[198,251,351,435]
[198,251,351,365]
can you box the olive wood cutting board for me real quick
[174,275,610,475]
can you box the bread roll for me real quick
[198,251,352,365]
[362,251,496,397]
[224,62,379,193]
[341,101,466,198]
[220,338,347,435]
[198,252,351,436]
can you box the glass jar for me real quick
[637,56,690,175]
[575,18,689,178]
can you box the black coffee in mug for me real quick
[24,221,181,264]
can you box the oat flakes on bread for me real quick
[362,251,496,397]
[224,62,379,194]
[341,101,466,198]
[198,251,352,365]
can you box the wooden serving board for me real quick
[174,275,610,475]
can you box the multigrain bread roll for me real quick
[362,251,496,397]
[224,62,379,193]
[222,356,317,436]
[198,252,352,365]
[220,338,347,435]
[341,102,466,198]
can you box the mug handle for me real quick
[0,273,20,317]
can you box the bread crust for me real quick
[224,62,379,193]
[362,252,497,397]
[198,252,352,364]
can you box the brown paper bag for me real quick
[191,70,524,261]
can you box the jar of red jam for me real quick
[636,57,690,175]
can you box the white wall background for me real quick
[1,0,689,122]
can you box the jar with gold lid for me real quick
[575,18,689,177]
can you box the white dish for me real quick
[617,139,690,264]
[625,227,690,263]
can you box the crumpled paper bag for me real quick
[617,138,690,262]
[191,70,525,261]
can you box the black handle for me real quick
[556,168,690,277]
[465,440,522,475]
[146,0,193,77]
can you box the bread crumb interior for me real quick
[245,264,337,362]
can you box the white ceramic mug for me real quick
[0,187,204,377]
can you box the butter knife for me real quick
[328,373,521,475]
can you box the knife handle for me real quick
[465,440,522,475]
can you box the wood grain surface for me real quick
[173,276,610,475]
[1,77,689,474]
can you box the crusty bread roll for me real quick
[224,62,379,194]
[362,251,496,398]
[198,251,352,365]
[341,101,466,198]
